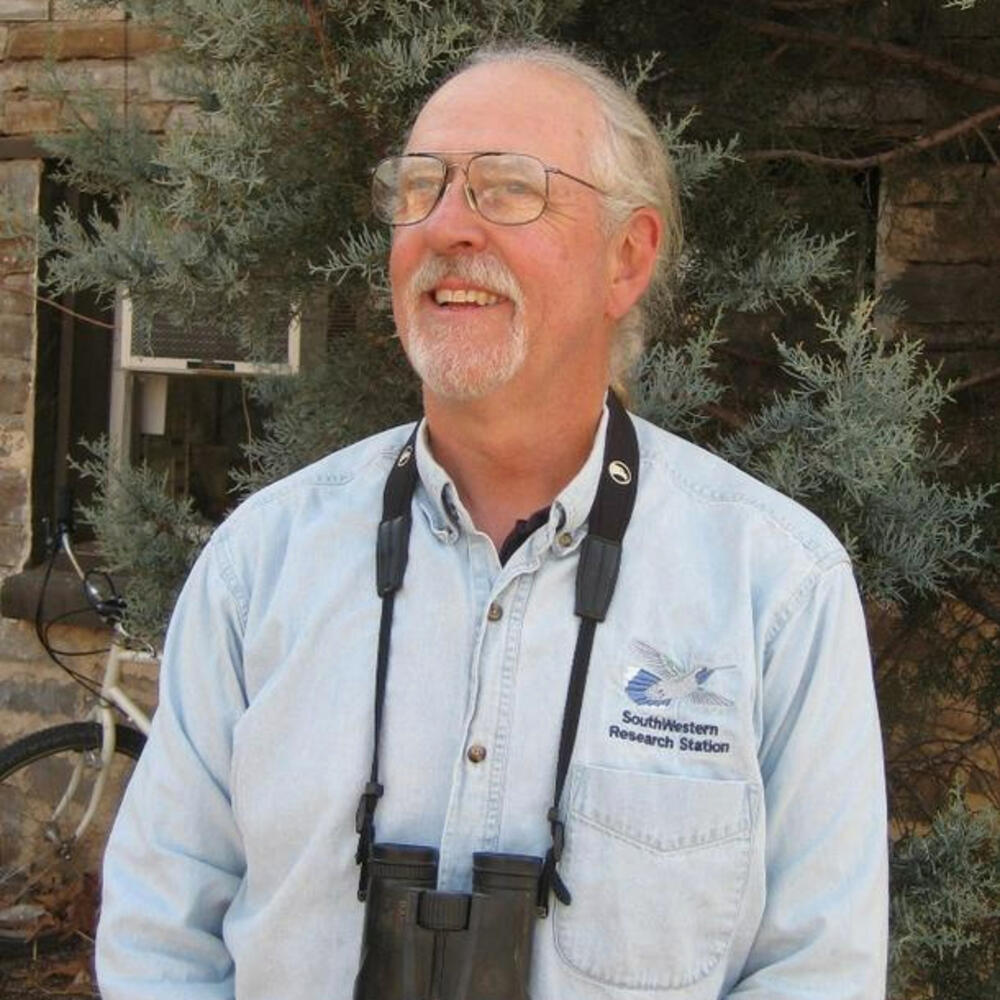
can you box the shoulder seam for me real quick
[208,531,249,631]
[764,555,853,648]
[640,443,845,566]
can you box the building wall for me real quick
[1,2,181,741]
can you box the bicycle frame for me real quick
[49,535,155,848]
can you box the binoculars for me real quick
[354,843,542,1000]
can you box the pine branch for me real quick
[728,15,1000,97]
[746,103,1000,169]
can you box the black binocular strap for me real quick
[355,431,420,898]
[537,390,639,913]
[356,393,640,911]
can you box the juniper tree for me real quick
[21,0,1000,994]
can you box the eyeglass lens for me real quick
[373,154,549,226]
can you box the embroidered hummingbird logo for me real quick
[626,640,736,708]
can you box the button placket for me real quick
[436,538,506,887]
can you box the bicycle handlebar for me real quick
[53,495,127,627]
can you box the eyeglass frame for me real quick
[370,151,607,227]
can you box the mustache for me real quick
[407,254,524,305]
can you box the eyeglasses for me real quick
[371,152,605,227]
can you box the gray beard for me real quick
[402,311,528,400]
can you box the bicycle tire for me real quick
[0,722,145,957]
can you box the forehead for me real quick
[406,63,601,169]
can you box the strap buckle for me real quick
[354,780,384,835]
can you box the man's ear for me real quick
[605,207,662,321]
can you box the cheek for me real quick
[388,236,418,324]
[387,235,410,288]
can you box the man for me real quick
[98,43,888,1000]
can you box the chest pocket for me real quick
[554,765,756,991]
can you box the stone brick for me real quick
[0,315,33,360]
[135,99,171,131]
[1,269,33,296]
[1,94,63,134]
[7,22,172,61]
[0,0,48,20]
[0,618,46,661]
[0,670,85,718]
[0,58,149,96]
[0,268,34,316]
[0,159,41,207]
[0,61,34,92]
[0,469,27,523]
[0,289,31,319]
[52,1,126,21]
[0,237,33,275]
[0,26,8,54]
[884,263,1000,325]
[883,202,1000,265]
[0,370,31,415]
[886,164,1000,206]
[0,424,29,467]
[0,523,25,567]
[164,101,207,133]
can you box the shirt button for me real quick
[557,531,573,548]
[487,602,503,622]
[467,744,487,764]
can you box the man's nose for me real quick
[419,170,488,253]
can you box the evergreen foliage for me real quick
[717,298,994,602]
[72,438,209,648]
[23,0,1000,993]
[889,787,1000,999]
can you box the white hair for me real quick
[459,42,683,390]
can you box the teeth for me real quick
[434,288,500,306]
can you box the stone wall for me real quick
[0,1,181,741]
[877,163,1000,469]
[878,165,1000,344]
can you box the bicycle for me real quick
[0,505,154,957]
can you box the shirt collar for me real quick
[413,402,611,552]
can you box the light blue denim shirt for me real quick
[97,408,888,1000]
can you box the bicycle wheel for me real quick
[0,722,145,956]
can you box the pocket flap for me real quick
[572,765,751,854]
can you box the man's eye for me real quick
[402,175,440,194]
[485,178,536,197]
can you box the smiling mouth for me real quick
[432,287,504,307]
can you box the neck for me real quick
[423,383,608,550]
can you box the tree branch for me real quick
[951,580,1000,629]
[951,363,1000,394]
[731,15,1000,96]
[302,0,333,78]
[705,402,746,429]
[3,285,114,331]
[745,102,1000,168]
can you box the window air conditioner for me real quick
[118,288,301,376]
